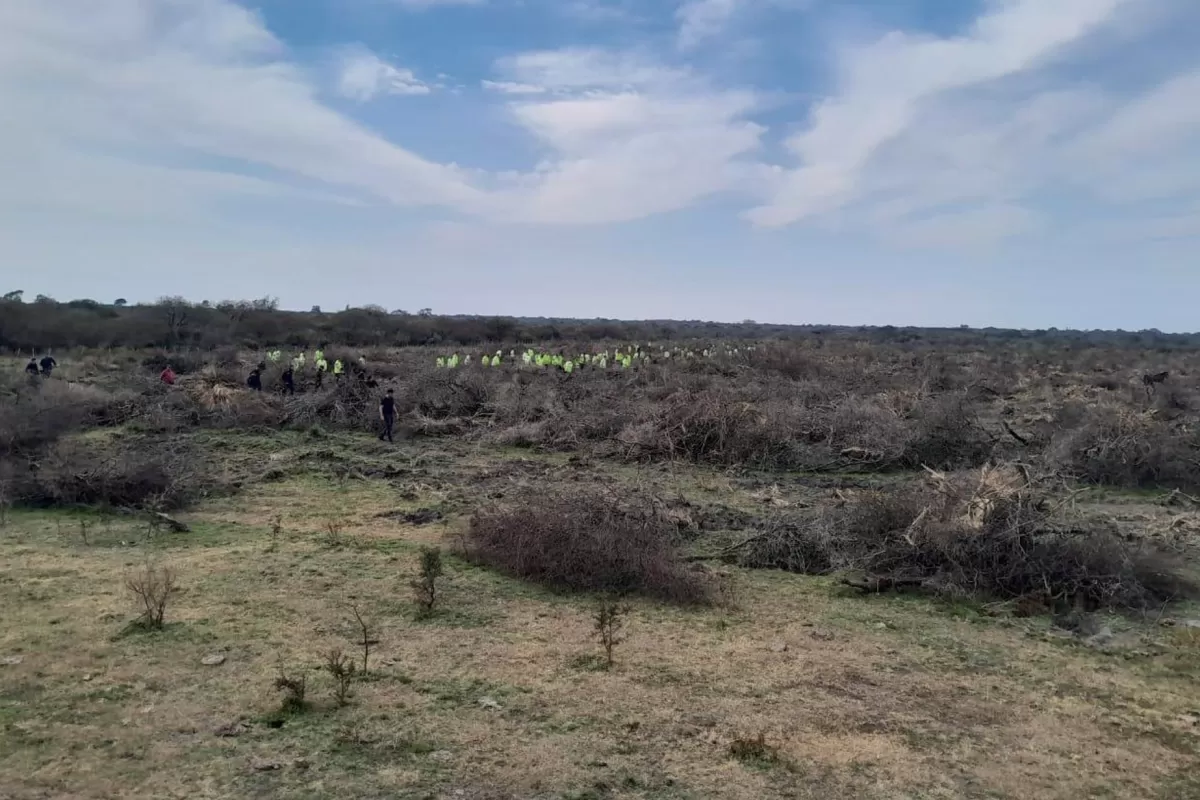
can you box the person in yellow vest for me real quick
[315,356,328,388]
[333,359,345,383]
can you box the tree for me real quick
[114,298,127,307]
[156,296,191,349]
[34,294,56,304]
[418,308,433,317]
[310,305,322,314]
[2,290,23,302]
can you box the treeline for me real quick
[1,293,1197,352]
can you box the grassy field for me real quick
[3,429,1199,799]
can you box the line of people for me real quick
[246,357,347,394]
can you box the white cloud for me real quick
[676,0,744,50]
[336,46,432,101]
[745,0,1131,228]
[389,0,485,7]
[481,79,546,95]
[485,48,768,223]
[0,0,481,218]
[6,0,1200,250]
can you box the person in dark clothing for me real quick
[281,366,295,395]
[39,355,57,376]
[25,358,39,377]
[247,368,262,391]
[378,389,396,443]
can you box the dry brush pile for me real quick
[739,464,1198,611]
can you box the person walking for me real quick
[281,365,295,396]
[247,368,262,391]
[160,365,177,385]
[333,359,344,383]
[25,358,40,377]
[39,354,57,377]
[378,389,396,443]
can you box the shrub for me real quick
[615,389,810,469]
[741,465,1197,611]
[125,563,177,630]
[0,380,139,457]
[141,350,206,375]
[900,393,995,470]
[14,440,214,510]
[1046,403,1200,489]
[463,490,717,605]
[411,546,444,616]
[594,600,629,667]
[273,667,309,714]
[729,733,782,767]
[323,648,357,707]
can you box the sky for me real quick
[2,0,1199,330]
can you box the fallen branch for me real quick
[151,512,190,533]
[1001,420,1031,446]
[840,575,926,594]
[684,531,770,562]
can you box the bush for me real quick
[0,380,139,457]
[594,600,629,667]
[741,465,1197,611]
[125,563,177,630]
[1046,403,1200,489]
[323,649,357,707]
[412,546,444,616]
[13,440,215,510]
[463,490,718,605]
[273,667,309,715]
[141,350,206,375]
[615,388,810,469]
[900,393,995,470]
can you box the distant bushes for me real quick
[741,465,1197,611]
[463,490,719,605]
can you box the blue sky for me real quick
[2,0,1199,330]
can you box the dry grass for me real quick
[1,444,1198,799]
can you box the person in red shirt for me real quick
[160,365,177,385]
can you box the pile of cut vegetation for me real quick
[740,463,1196,611]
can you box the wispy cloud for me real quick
[481,79,547,95]
[676,0,744,50]
[745,0,1131,229]
[0,0,480,215]
[5,0,1200,251]
[388,0,485,8]
[336,46,432,101]
[485,48,768,223]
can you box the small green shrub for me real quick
[323,648,357,707]
[412,546,444,617]
[273,667,309,714]
[594,600,629,668]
